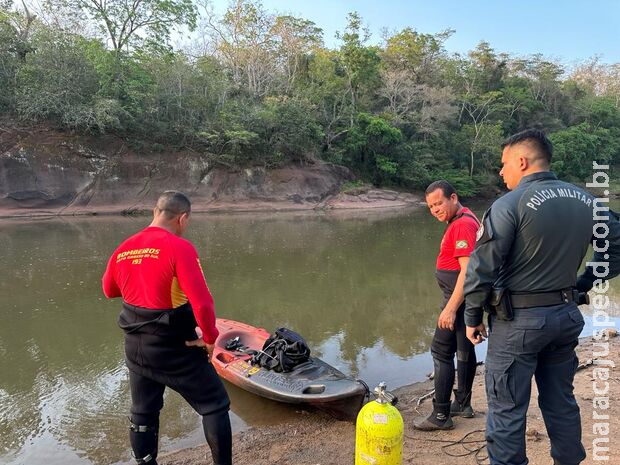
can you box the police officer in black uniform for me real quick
[464,129,620,465]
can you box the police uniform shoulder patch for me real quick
[476,208,493,243]
[455,240,469,249]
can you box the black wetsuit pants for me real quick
[120,303,232,465]
[431,270,477,408]
[129,369,232,465]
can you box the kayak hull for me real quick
[212,318,367,421]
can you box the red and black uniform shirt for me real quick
[102,226,219,343]
[436,207,480,271]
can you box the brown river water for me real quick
[1,202,618,465]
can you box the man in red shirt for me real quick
[414,180,480,431]
[102,191,232,465]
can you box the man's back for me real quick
[498,173,593,292]
[104,226,195,309]
[467,172,596,295]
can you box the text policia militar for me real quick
[587,161,614,461]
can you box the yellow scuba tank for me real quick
[355,382,404,465]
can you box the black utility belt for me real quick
[510,289,586,309]
[486,287,589,321]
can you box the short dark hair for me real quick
[156,190,191,220]
[425,180,456,199]
[502,129,553,163]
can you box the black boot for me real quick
[450,389,474,418]
[413,400,454,431]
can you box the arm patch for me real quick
[476,209,493,243]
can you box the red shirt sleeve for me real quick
[451,222,478,259]
[102,253,122,298]
[174,239,219,344]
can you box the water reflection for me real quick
[0,204,619,464]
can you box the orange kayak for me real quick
[212,318,367,421]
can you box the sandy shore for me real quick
[158,334,619,465]
[0,192,423,219]
[0,194,422,219]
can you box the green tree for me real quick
[339,112,403,184]
[202,0,276,96]
[494,77,541,133]
[68,0,196,53]
[336,12,381,124]
[381,27,453,84]
[460,91,503,176]
[0,0,38,110]
[550,124,600,180]
[464,41,507,94]
[258,96,322,164]
[303,48,352,152]
[457,120,504,176]
[510,55,566,127]
[54,0,196,104]
[271,15,322,93]
[15,27,123,131]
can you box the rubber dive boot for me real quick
[413,400,454,431]
[450,390,474,418]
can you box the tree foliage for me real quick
[0,0,618,191]
[71,0,197,53]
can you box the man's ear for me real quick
[179,212,190,226]
[519,155,529,171]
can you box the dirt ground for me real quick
[159,334,619,465]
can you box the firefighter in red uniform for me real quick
[102,191,232,465]
[414,180,480,430]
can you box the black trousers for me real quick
[431,269,477,407]
[120,303,232,465]
[485,304,586,465]
[129,366,232,465]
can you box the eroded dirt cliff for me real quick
[0,126,420,217]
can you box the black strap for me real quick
[510,288,576,309]
[130,422,156,433]
[449,211,480,226]
[134,453,155,464]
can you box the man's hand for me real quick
[575,273,594,293]
[185,338,215,358]
[437,308,457,331]
[466,324,487,345]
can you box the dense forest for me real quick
[1,0,619,195]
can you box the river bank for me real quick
[0,187,422,219]
[159,335,619,465]
[4,124,618,219]
[0,123,425,218]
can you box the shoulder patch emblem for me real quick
[455,240,469,249]
[476,224,484,242]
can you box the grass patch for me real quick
[340,180,369,194]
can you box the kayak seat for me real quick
[287,361,328,380]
